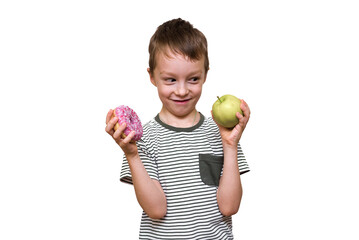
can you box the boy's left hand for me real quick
[212,99,250,148]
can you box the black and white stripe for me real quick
[120,113,249,239]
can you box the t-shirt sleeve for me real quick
[237,142,250,175]
[120,139,159,184]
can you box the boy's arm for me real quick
[126,152,167,219]
[217,145,242,216]
[105,110,167,219]
[213,100,250,216]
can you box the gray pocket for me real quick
[199,154,224,186]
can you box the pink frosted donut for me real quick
[112,105,143,141]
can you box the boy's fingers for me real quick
[113,123,126,139]
[106,109,113,124]
[121,131,135,145]
[243,100,250,114]
[105,117,119,133]
[240,99,246,111]
[105,126,114,135]
[241,99,251,118]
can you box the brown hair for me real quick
[148,18,209,76]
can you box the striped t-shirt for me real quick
[120,113,250,239]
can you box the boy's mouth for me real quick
[172,99,191,104]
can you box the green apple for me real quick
[212,94,243,128]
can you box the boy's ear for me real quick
[147,68,157,86]
[203,68,209,84]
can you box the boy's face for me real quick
[148,49,207,120]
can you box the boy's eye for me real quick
[189,77,199,82]
[165,78,176,83]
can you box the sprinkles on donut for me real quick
[112,105,143,141]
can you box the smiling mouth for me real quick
[173,99,191,103]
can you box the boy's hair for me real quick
[148,18,209,76]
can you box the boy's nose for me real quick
[175,83,189,96]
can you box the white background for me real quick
[1,0,358,239]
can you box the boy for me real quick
[105,18,250,239]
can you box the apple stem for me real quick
[217,96,222,103]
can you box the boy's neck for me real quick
[158,108,199,128]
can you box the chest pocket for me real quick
[199,154,224,187]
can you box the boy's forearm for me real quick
[217,146,243,216]
[127,153,167,219]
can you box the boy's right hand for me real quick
[105,109,138,158]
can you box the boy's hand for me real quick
[212,99,250,149]
[105,109,138,158]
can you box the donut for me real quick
[112,105,143,141]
